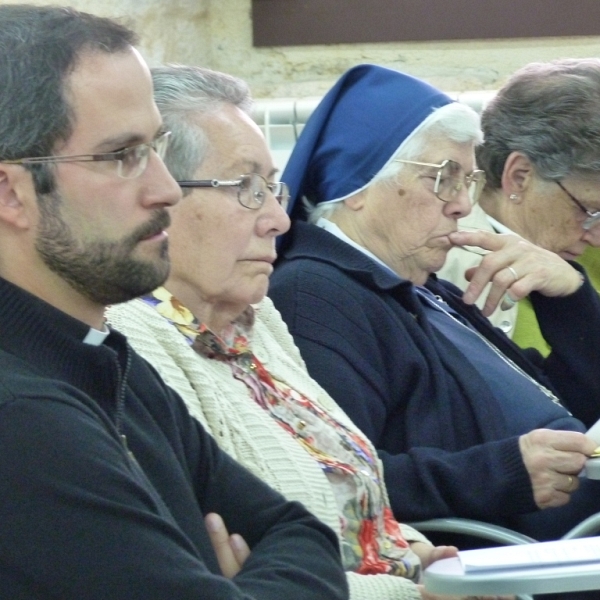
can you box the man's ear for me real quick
[501,151,534,202]
[0,164,36,229]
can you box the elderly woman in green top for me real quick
[440,59,600,352]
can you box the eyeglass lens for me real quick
[556,181,600,230]
[237,173,290,210]
[436,160,484,204]
[117,132,171,179]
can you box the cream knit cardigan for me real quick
[106,296,429,600]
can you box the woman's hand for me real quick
[205,512,251,578]
[519,429,597,508]
[411,541,458,568]
[448,230,584,316]
[412,543,514,600]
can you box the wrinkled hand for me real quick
[449,230,583,316]
[205,512,251,578]
[519,429,597,509]
[411,541,458,568]
[414,543,514,599]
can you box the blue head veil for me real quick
[282,64,453,220]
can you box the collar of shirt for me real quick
[316,217,400,279]
[486,214,515,235]
[83,325,110,346]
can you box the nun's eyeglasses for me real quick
[178,173,290,211]
[396,159,486,204]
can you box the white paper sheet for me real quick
[587,418,600,445]
[458,536,600,573]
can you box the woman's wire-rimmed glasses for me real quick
[395,158,486,204]
[178,173,290,211]
[1,131,171,179]
[555,180,600,230]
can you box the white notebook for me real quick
[587,418,600,444]
[458,537,600,573]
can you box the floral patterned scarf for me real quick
[141,288,421,580]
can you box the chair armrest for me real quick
[409,517,537,546]
[562,511,600,539]
[413,519,536,600]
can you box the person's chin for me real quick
[434,241,452,256]
[248,277,270,304]
[429,249,452,274]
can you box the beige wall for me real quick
[5,0,600,98]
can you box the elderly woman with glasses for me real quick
[269,64,600,544]
[105,65,499,600]
[439,59,600,351]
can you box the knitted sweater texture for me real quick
[107,296,429,600]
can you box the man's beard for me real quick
[35,190,171,306]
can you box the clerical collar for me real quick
[83,325,110,346]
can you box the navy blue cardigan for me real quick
[0,274,347,600]
[270,221,600,540]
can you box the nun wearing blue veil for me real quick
[269,64,600,543]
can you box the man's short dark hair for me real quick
[0,5,138,193]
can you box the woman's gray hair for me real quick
[477,58,600,189]
[151,65,252,184]
[307,101,482,223]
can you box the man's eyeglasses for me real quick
[178,173,290,211]
[1,131,171,179]
[555,181,600,230]
[395,159,486,204]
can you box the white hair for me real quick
[306,102,482,223]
